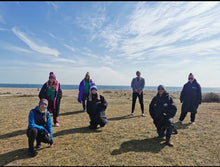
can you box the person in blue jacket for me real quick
[177,73,202,124]
[78,72,96,112]
[149,85,177,146]
[26,98,53,157]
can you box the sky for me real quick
[0,1,220,87]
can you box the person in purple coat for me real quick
[78,72,96,112]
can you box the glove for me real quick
[50,139,53,145]
[44,128,49,135]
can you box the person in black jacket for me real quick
[149,85,177,146]
[177,73,202,124]
[39,72,62,127]
[86,85,109,129]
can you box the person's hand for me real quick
[47,133,50,137]
[50,144,54,148]
[139,90,142,95]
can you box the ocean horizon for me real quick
[0,83,220,93]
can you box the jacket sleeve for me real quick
[131,79,135,91]
[167,97,177,118]
[180,85,186,103]
[149,97,156,119]
[140,78,145,90]
[100,95,108,110]
[39,83,47,99]
[46,112,53,140]
[197,83,202,104]
[28,110,45,131]
[78,80,84,103]
[58,83,62,99]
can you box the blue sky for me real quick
[0,1,220,87]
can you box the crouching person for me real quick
[87,85,109,129]
[26,99,53,157]
[149,85,177,147]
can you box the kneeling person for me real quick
[26,99,53,157]
[87,86,109,129]
[149,85,177,146]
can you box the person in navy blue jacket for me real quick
[177,73,202,124]
[149,85,177,146]
[26,99,53,157]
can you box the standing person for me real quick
[149,85,177,147]
[177,73,202,124]
[78,72,95,112]
[26,99,53,157]
[39,72,62,127]
[130,71,145,116]
[86,85,109,129]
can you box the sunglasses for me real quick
[188,78,194,80]
[158,88,164,91]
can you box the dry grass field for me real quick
[0,88,219,166]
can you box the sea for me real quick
[0,83,220,93]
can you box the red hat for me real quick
[39,98,48,106]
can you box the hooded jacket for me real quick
[149,92,177,120]
[78,79,95,103]
[28,106,53,140]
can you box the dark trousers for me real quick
[26,128,51,150]
[132,92,144,113]
[82,93,89,110]
[154,118,174,140]
[179,112,196,122]
[48,99,59,124]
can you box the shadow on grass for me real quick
[174,123,191,130]
[108,115,142,121]
[111,137,166,155]
[59,110,84,116]
[0,148,30,166]
[53,126,101,137]
[0,129,26,139]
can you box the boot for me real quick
[166,139,174,147]
[172,128,178,134]
[28,148,38,157]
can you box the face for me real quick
[49,77,55,83]
[39,104,47,112]
[158,88,165,96]
[92,89,97,94]
[188,77,194,83]
[136,72,141,78]
[85,75,90,80]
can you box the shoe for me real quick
[142,113,145,117]
[54,123,60,127]
[172,128,178,134]
[189,121,195,125]
[84,109,86,112]
[176,120,182,124]
[36,143,41,149]
[129,113,134,116]
[166,139,174,147]
[28,149,38,157]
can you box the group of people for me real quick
[26,71,202,157]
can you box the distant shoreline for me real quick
[0,84,220,93]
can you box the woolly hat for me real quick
[157,85,165,90]
[136,71,141,74]
[188,73,194,79]
[39,98,48,106]
[85,72,90,77]
[49,72,56,80]
[90,85,97,91]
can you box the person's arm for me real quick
[78,81,84,103]
[100,95,108,110]
[131,79,136,92]
[39,83,47,99]
[28,110,45,131]
[168,97,177,118]
[149,98,156,119]
[180,85,185,103]
[58,83,62,99]
[197,83,202,104]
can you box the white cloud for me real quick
[8,46,33,53]
[52,58,76,64]
[12,27,60,57]
[64,44,75,52]
[47,2,59,12]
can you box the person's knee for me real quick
[27,128,38,138]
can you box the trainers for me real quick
[172,128,178,134]
[189,121,195,125]
[142,113,145,117]
[54,123,60,127]
[176,120,182,124]
[166,139,174,147]
[36,143,41,149]
[28,149,38,157]
[129,113,134,116]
